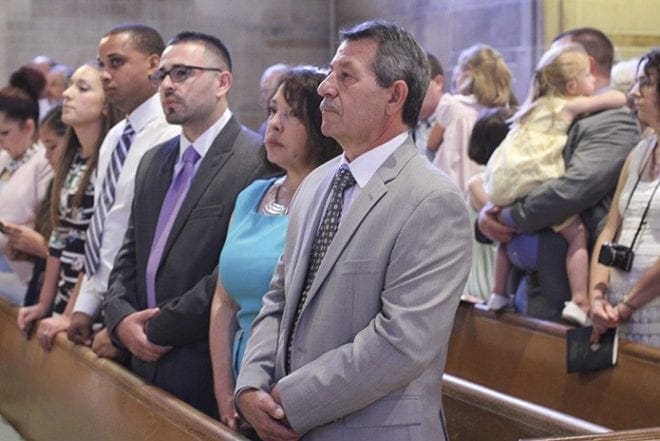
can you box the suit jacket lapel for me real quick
[160,116,240,262]
[298,140,417,314]
[146,140,178,247]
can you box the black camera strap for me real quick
[616,140,659,250]
[627,179,659,250]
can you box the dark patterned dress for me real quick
[49,151,95,314]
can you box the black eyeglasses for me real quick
[149,64,224,87]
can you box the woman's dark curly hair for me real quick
[262,66,342,173]
[0,66,45,126]
[638,48,660,112]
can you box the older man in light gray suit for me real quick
[235,21,471,441]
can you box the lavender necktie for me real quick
[145,145,201,308]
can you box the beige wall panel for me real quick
[544,0,660,60]
[0,0,332,130]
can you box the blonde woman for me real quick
[432,44,515,193]
[483,44,626,327]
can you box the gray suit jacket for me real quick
[104,115,267,416]
[236,139,472,440]
[508,107,640,320]
[510,107,640,239]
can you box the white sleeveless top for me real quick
[609,135,660,348]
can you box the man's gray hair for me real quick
[339,20,430,128]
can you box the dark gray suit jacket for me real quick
[104,115,266,416]
[508,107,640,319]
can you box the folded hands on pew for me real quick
[236,386,299,441]
[36,314,70,351]
[115,307,172,363]
[17,303,49,337]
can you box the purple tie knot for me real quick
[183,145,201,165]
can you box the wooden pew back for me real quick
[446,303,660,430]
[1,297,609,441]
[443,374,608,440]
[523,427,660,440]
[0,298,247,441]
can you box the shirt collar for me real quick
[179,109,233,161]
[125,93,162,133]
[455,94,478,105]
[339,131,408,189]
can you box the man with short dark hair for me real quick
[67,24,179,357]
[103,31,267,417]
[236,20,471,440]
[478,27,640,320]
[413,52,446,160]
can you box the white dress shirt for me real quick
[338,131,408,217]
[178,108,232,170]
[413,93,452,160]
[74,94,180,317]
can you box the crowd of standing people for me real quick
[0,18,657,441]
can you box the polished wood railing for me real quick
[443,374,608,440]
[0,297,246,441]
[446,301,660,430]
[2,297,657,440]
[523,427,660,441]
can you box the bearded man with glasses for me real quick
[103,31,269,418]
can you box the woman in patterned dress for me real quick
[17,64,121,349]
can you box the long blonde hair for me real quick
[511,43,589,124]
[455,44,514,108]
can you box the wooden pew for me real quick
[523,427,660,440]
[0,297,247,441]
[1,297,607,441]
[443,374,608,440]
[446,301,660,430]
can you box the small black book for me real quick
[566,326,619,373]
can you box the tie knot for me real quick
[183,146,201,165]
[123,121,135,137]
[332,165,356,193]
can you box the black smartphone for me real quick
[0,221,5,234]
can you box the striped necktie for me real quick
[83,122,135,277]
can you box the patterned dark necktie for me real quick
[83,122,135,277]
[286,164,356,372]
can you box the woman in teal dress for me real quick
[209,66,341,429]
